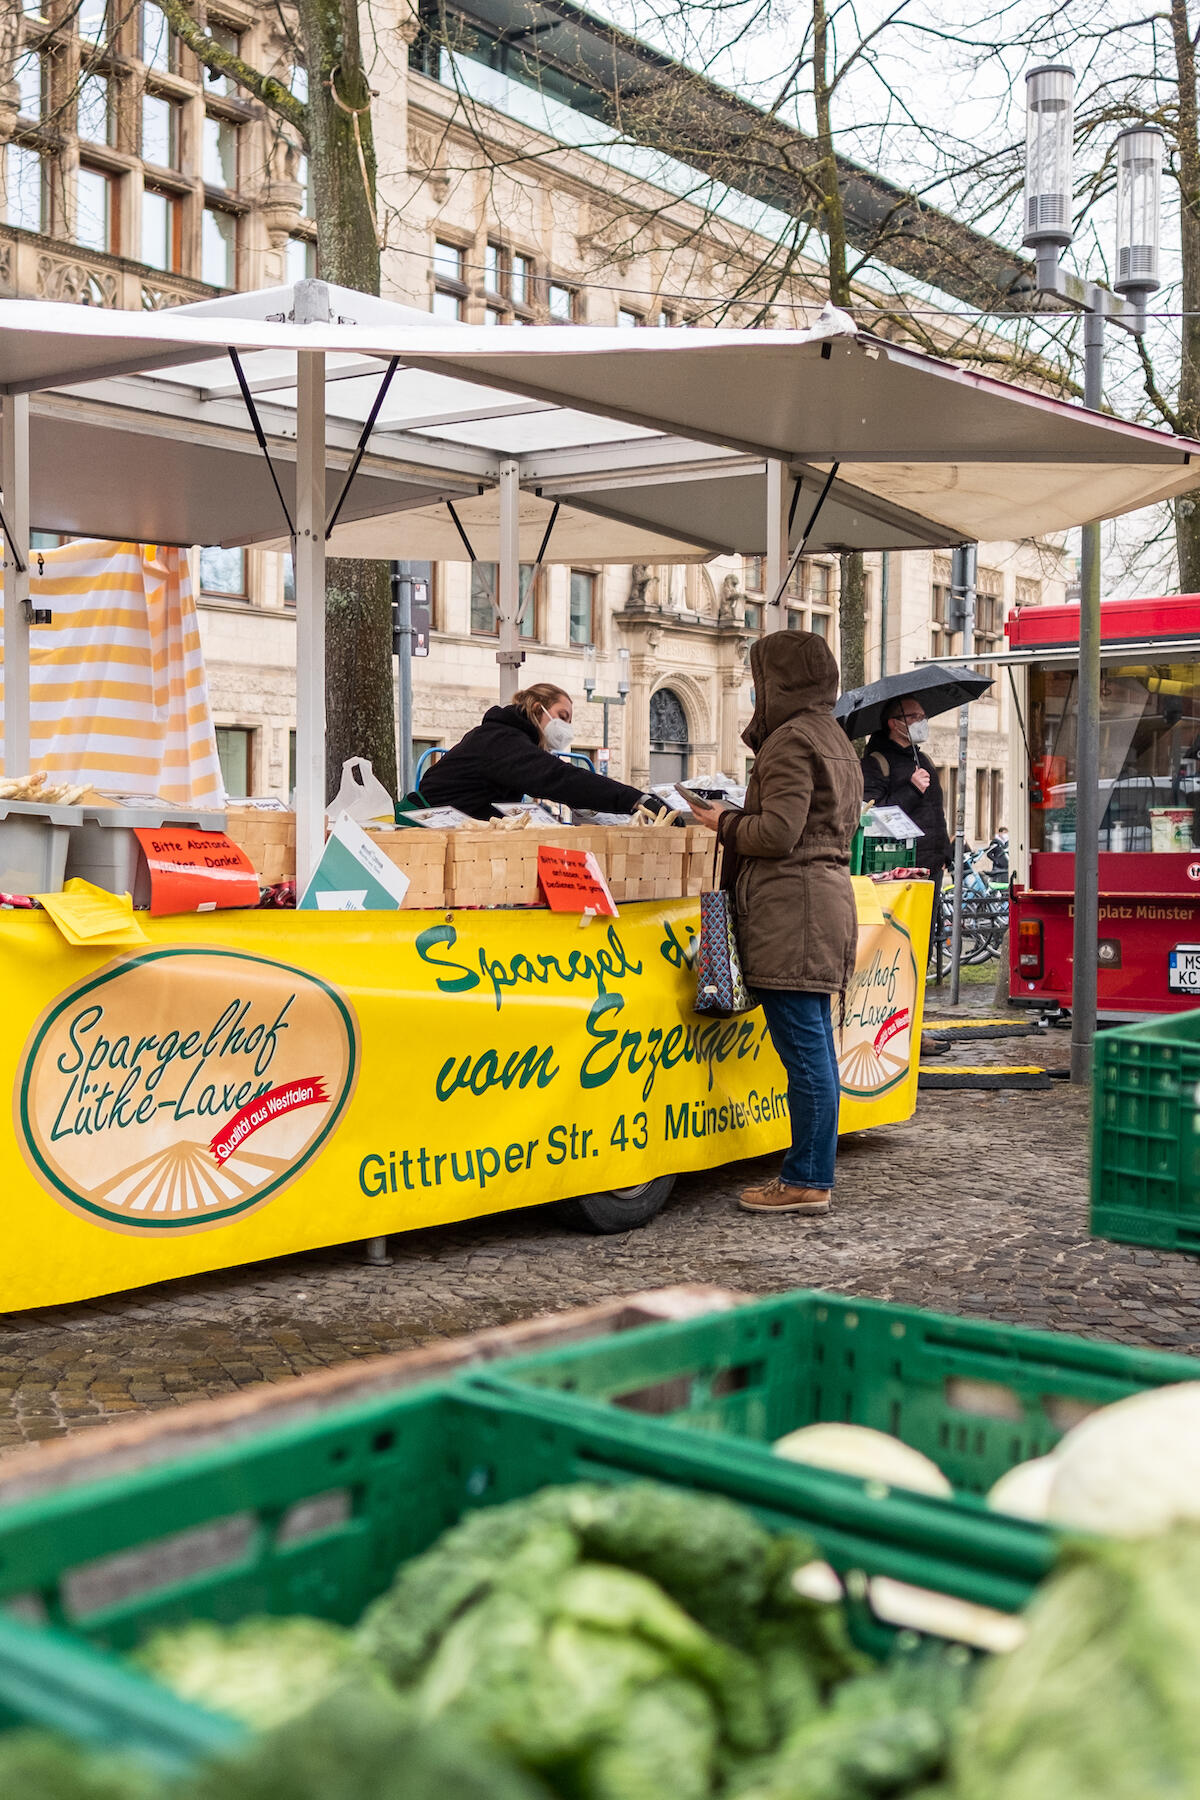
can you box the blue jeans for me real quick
[755,990,840,1190]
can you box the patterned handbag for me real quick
[694,844,755,1017]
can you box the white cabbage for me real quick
[772,1423,952,1497]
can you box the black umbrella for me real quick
[835,664,993,740]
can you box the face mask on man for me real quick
[542,713,574,753]
[905,717,929,746]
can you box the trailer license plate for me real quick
[1169,945,1200,993]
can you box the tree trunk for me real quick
[812,0,851,310]
[838,550,865,692]
[294,0,398,798]
[324,558,398,799]
[1170,0,1200,588]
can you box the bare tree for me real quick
[148,0,397,798]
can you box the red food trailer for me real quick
[1006,592,1200,1018]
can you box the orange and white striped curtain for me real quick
[1,540,224,805]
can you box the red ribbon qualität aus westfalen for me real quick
[209,1078,330,1166]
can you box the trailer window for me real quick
[1028,661,1200,852]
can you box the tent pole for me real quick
[764,459,788,633]
[948,543,976,1006]
[497,457,523,702]
[2,394,30,775]
[295,351,326,891]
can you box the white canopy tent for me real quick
[1,280,1198,883]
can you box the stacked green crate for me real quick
[1092,1009,1200,1252]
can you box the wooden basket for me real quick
[365,828,451,909]
[445,826,588,908]
[225,806,295,886]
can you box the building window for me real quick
[548,281,576,322]
[618,306,643,327]
[201,205,237,286]
[808,562,833,605]
[482,241,534,322]
[142,93,180,168]
[203,113,239,190]
[140,4,177,71]
[216,726,254,797]
[200,546,246,598]
[975,589,1003,664]
[432,238,466,319]
[743,602,762,632]
[16,50,41,121]
[141,187,180,271]
[569,569,595,646]
[786,607,805,630]
[470,563,539,638]
[77,72,112,144]
[6,144,45,232]
[991,770,1004,838]
[78,0,107,43]
[204,24,242,98]
[931,582,959,660]
[657,308,676,327]
[76,165,116,254]
[285,234,316,283]
[743,554,765,593]
[810,613,830,639]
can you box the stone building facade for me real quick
[1,0,1066,839]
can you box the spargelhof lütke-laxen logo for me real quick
[15,947,358,1233]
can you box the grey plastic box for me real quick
[0,800,81,894]
[64,806,227,906]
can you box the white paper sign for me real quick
[298,814,411,911]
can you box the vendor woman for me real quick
[417,683,651,819]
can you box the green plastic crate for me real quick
[0,1377,1055,1761]
[860,836,917,875]
[481,1288,1200,1494]
[1092,1008,1200,1252]
[850,828,915,876]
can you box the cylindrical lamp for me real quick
[616,645,631,697]
[1114,126,1163,297]
[1024,65,1075,248]
[583,642,597,696]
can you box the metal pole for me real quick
[1071,310,1105,1083]
[496,458,522,703]
[764,458,788,633]
[948,544,977,1006]
[2,395,30,775]
[391,563,414,798]
[294,351,326,892]
[879,550,890,679]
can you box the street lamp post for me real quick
[583,645,631,771]
[1023,67,1163,1084]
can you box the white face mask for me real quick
[905,718,929,746]
[542,713,574,753]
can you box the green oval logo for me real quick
[15,947,359,1234]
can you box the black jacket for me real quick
[419,705,644,820]
[860,729,952,868]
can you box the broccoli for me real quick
[0,1730,157,1800]
[133,1615,374,1732]
[181,1682,551,1800]
[577,1677,720,1800]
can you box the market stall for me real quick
[0,285,1196,1310]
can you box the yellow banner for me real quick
[2,884,931,1311]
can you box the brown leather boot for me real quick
[738,1176,830,1215]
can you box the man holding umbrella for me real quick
[861,698,952,902]
[835,665,993,913]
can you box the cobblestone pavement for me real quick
[2,997,1196,1456]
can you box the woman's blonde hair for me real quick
[512,683,569,726]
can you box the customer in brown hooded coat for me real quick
[688,631,862,1214]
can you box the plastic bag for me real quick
[325,757,395,828]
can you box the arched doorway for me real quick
[649,687,691,785]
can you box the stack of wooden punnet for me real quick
[224,813,715,910]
